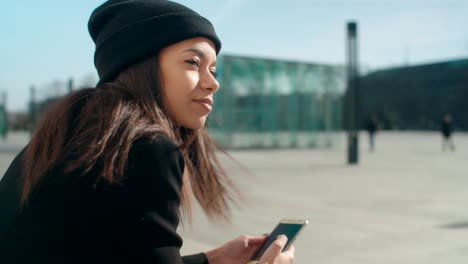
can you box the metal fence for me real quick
[28,79,74,131]
[28,74,98,132]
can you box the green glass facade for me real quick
[207,54,346,149]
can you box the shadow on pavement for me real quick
[439,221,468,229]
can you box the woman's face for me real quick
[158,37,219,129]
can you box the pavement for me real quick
[1,131,467,263]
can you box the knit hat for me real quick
[88,0,222,84]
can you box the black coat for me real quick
[440,121,453,137]
[0,134,208,264]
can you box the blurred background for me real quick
[1,0,467,263]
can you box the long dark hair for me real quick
[20,55,238,221]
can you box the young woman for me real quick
[0,1,294,263]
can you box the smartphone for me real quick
[249,218,308,262]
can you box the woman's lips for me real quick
[193,98,213,111]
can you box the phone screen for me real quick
[251,222,305,261]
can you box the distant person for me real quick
[365,114,378,152]
[0,1,294,263]
[440,114,455,151]
[0,129,6,141]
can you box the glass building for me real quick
[207,54,346,149]
[359,58,468,131]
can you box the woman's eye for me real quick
[186,59,200,67]
[211,70,218,78]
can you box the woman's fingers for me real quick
[248,235,268,246]
[259,235,288,262]
[274,235,288,247]
[238,235,268,247]
[283,244,295,258]
[275,244,295,264]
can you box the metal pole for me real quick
[30,85,36,135]
[346,22,360,164]
[68,78,74,93]
[0,91,7,139]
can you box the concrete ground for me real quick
[1,131,467,263]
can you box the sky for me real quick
[1,0,467,111]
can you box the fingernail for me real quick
[277,234,287,241]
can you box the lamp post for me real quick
[346,21,360,164]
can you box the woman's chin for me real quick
[181,117,207,130]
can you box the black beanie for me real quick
[88,0,222,84]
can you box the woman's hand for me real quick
[258,235,294,264]
[205,235,267,264]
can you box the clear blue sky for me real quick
[1,0,467,111]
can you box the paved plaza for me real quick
[1,131,467,263]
